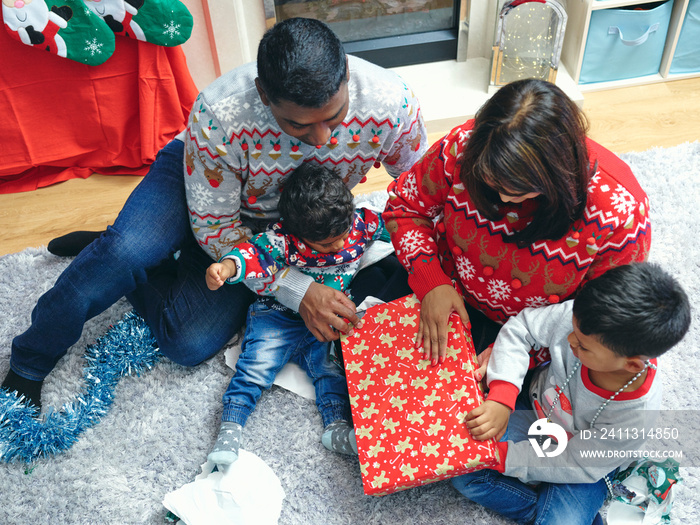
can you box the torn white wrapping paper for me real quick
[162,450,285,525]
[606,472,677,525]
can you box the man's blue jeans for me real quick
[221,301,351,428]
[451,396,609,525]
[10,140,255,380]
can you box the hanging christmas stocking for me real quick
[83,0,193,47]
[2,0,115,65]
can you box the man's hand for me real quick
[465,399,511,441]
[415,285,470,365]
[298,282,360,342]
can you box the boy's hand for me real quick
[465,400,511,441]
[415,285,470,366]
[206,263,231,290]
[475,344,493,383]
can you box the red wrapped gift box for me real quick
[341,294,500,496]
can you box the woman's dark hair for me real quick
[278,163,354,242]
[459,79,591,246]
[257,17,347,107]
[573,263,691,358]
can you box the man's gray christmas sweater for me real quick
[180,56,427,311]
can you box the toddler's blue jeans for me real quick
[221,301,351,427]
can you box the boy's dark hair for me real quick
[573,263,691,358]
[278,163,354,243]
[257,17,347,107]
[460,79,591,247]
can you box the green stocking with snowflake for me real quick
[83,0,192,47]
[2,0,115,65]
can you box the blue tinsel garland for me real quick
[0,311,160,463]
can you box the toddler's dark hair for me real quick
[573,262,690,358]
[278,163,354,242]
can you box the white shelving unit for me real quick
[374,0,700,132]
[561,0,700,92]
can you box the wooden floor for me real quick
[2,78,699,256]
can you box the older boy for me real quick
[455,263,690,525]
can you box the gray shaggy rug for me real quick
[1,142,699,524]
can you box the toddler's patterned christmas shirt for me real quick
[181,56,427,311]
[219,208,387,302]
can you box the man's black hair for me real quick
[573,262,690,358]
[278,163,354,243]
[257,17,347,107]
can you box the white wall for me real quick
[180,0,267,90]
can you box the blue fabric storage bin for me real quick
[580,1,673,84]
[670,0,700,73]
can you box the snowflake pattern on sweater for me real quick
[182,56,427,264]
[220,208,386,302]
[383,121,651,324]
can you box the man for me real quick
[2,17,427,408]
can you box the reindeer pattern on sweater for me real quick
[383,120,651,324]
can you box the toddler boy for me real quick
[206,163,388,466]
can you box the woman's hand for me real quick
[416,285,470,365]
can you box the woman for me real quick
[383,79,650,362]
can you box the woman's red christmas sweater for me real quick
[383,120,651,324]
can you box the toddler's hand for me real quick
[206,263,229,290]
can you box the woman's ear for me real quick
[255,78,270,106]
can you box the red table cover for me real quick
[0,27,198,194]
[341,294,500,496]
